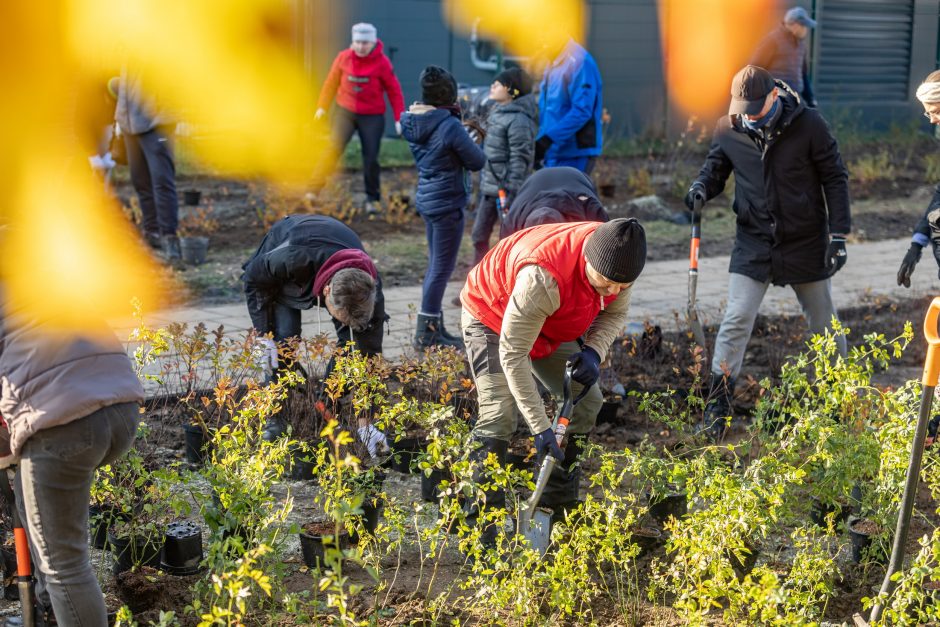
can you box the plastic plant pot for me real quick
[179,236,209,265]
[109,531,163,575]
[299,522,350,569]
[728,541,760,580]
[848,518,886,564]
[809,497,853,530]
[596,399,621,425]
[384,437,426,474]
[645,489,688,526]
[89,504,129,550]
[631,526,664,558]
[350,497,385,545]
[285,448,316,481]
[183,424,211,466]
[421,469,445,502]
[182,189,202,206]
[161,520,203,576]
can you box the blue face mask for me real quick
[742,97,779,130]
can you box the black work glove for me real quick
[825,236,847,275]
[568,346,601,388]
[897,243,923,288]
[684,182,707,212]
[534,427,564,462]
[534,136,553,168]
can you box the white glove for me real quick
[256,337,278,375]
[395,121,402,136]
[314,108,326,121]
[357,424,390,459]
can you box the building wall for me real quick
[297,0,938,138]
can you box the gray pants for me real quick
[14,402,139,626]
[463,318,602,441]
[124,126,178,236]
[711,273,847,380]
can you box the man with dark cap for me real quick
[684,64,850,439]
[499,166,609,238]
[471,66,539,265]
[401,65,486,349]
[459,218,646,543]
[751,6,818,107]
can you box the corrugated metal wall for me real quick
[815,0,915,102]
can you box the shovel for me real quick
[687,196,708,361]
[0,469,35,627]
[869,296,940,622]
[519,365,589,554]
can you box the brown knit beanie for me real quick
[584,218,647,283]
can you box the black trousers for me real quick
[332,107,385,202]
[124,126,178,235]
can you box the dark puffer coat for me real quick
[693,83,850,285]
[400,104,486,217]
[480,94,539,198]
[499,166,608,238]
[241,215,384,337]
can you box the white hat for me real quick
[351,23,377,43]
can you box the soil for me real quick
[850,519,884,535]
[302,521,338,537]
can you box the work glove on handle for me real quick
[825,236,847,275]
[534,427,564,462]
[897,242,923,288]
[357,424,390,459]
[394,120,402,136]
[684,182,706,212]
[568,346,601,388]
[256,338,278,376]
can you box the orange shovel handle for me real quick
[923,296,940,386]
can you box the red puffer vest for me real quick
[461,222,617,358]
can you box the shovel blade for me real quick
[522,507,554,554]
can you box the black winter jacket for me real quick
[480,94,539,198]
[694,85,850,285]
[400,104,486,217]
[499,166,609,238]
[241,215,380,333]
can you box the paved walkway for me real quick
[111,236,940,392]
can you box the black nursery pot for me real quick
[109,532,163,575]
[161,520,203,576]
[848,518,885,564]
[597,400,621,425]
[350,497,385,545]
[183,424,211,466]
[632,526,664,558]
[182,189,202,206]
[89,504,129,550]
[299,526,351,569]
[385,437,426,474]
[421,469,445,502]
[645,490,688,526]
[728,542,760,580]
[285,448,316,481]
[809,498,853,529]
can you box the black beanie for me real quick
[584,218,647,284]
[494,67,532,99]
[420,65,458,106]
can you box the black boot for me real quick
[697,375,734,441]
[464,437,509,546]
[437,315,463,344]
[161,234,185,269]
[414,313,464,350]
[538,436,585,523]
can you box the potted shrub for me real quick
[177,204,218,265]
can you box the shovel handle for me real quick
[923,296,940,386]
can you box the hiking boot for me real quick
[464,437,509,547]
[695,375,734,441]
[261,416,286,442]
[364,200,382,216]
[143,230,162,249]
[414,313,464,350]
[160,234,185,269]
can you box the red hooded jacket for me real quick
[317,40,405,121]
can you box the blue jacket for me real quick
[538,40,603,160]
[400,104,486,217]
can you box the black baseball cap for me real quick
[729,65,775,115]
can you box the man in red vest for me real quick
[460,218,646,541]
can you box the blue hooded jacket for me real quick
[538,40,603,160]
[400,104,486,217]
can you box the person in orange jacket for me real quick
[314,23,405,215]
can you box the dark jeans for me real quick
[267,277,387,380]
[333,107,385,202]
[421,210,465,315]
[471,194,500,266]
[14,402,139,625]
[124,126,179,235]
